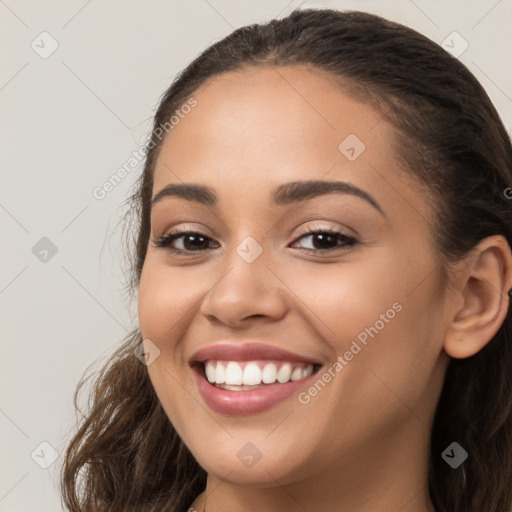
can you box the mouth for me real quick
[195,360,323,391]
[189,343,324,415]
[191,361,322,415]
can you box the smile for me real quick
[204,360,316,389]
[189,342,324,415]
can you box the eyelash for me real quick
[153,227,357,255]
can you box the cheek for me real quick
[138,275,169,341]
[335,278,444,430]
[138,260,198,340]
[275,250,406,347]
[137,262,202,436]
[282,248,443,405]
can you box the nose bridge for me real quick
[199,233,287,324]
[219,233,272,296]
[234,234,266,266]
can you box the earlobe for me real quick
[444,235,512,360]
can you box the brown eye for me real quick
[291,229,357,252]
[154,231,219,253]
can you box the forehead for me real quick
[156,66,384,164]
[151,65,426,220]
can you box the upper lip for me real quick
[190,343,322,365]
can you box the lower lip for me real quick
[193,365,318,415]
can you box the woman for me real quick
[60,8,512,512]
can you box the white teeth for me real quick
[203,360,317,387]
[243,363,261,385]
[221,384,261,391]
[291,366,303,381]
[276,363,292,383]
[224,362,243,385]
[303,364,313,378]
[261,363,277,384]
[215,362,225,384]
[205,362,216,383]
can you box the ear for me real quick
[444,235,512,359]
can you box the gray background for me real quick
[1,1,511,510]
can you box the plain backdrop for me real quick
[1,1,511,510]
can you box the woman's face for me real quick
[138,65,452,487]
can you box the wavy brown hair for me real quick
[59,8,512,512]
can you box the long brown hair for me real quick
[60,9,512,512]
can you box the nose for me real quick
[198,242,288,328]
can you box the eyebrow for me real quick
[151,180,384,216]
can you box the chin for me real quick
[184,431,315,487]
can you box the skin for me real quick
[137,65,512,512]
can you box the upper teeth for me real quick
[204,360,314,386]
